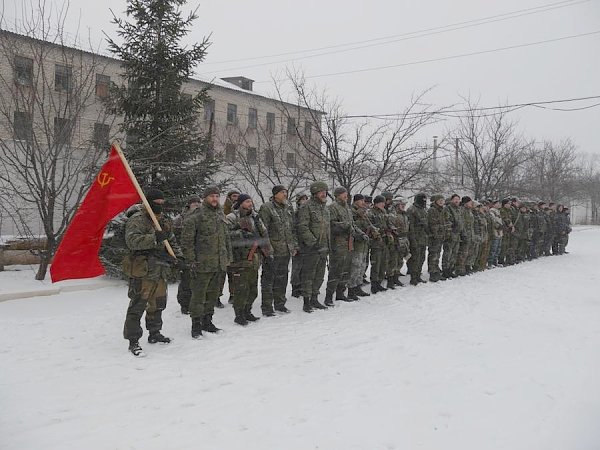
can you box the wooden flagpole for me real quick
[112,141,176,258]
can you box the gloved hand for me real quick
[241,229,254,239]
[174,258,187,271]
[155,230,169,242]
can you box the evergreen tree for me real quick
[106,0,217,202]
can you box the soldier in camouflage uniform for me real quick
[549,203,559,255]
[542,203,555,256]
[123,189,183,356]
[387,197,410,287]
[473,202,489,271]
[259,185,298,316]
[514,203,530,262]
[297,181,331,312]
[326,187,367,305]
[368,195,389,293]
[554,204,571,254]
[442,194,463,278]
[173,195,201,315]
[536,202,548,257]
[427,194,447,282]
[499,199,515,265]
[468,201,483,272]
[528,202,540,259]
[226,194,272,326]
[509,198,520,262]
[290,193,308,298]
[181,186,232,338]
[407,192,429,285]
[349,194,374,298]
[487,200,503,267]
[456,196,474,276]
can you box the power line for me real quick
[202,0,588,68]
[254,30,600,83]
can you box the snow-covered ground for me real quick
[1,227,600,450]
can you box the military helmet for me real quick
[309,181,329,195]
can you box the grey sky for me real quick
[3,0,600,153]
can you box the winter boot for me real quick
[201,314,221,333]
[274,304,291,313]
[416,274,428,283]
[244,305,260,322]
[324,291,335,307]
[180,306,190,315]
[347,287,359,301]
[191,317,203,339]
[234,311,248,326]
[311,295,328,310]
[302,297,313,313]
[262,308,276,317]
[291,285,302,298]
[148,332,171,344]
[128,340,145,357]
[386,277,396,290]
[355,285,371,297]
[409,275,419,286]
[215,299,225,309]
[393,275,404,287]
[429,272,441,283]
[336,287,351,302]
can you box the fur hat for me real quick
[203,185,220,197]
[309,181,329,195]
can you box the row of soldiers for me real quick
[120,183,571,357]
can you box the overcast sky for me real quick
[3,0,599,154]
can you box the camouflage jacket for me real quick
[427,203,447,242]
[329,199,367,253]
[488,208,503,238]
[499,207,515,234]
[181,201,232,273]
[125,211,182,280]
[226,208,271,269]
[297,196,330,253]
[461,207,474,242]
[259,200,298,257]
[444,204,464,240]
[472,210,488,243]
[351,204,377,253]
[407,204,429,246]
[514,211,530,239]
[367,207,388,249]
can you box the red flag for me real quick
[50,146,141,282]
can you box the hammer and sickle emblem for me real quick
[97,172,115,188]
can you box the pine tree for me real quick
[106,0,217,202]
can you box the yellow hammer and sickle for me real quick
[97,172,115,188]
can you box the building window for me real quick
[54,117,73,146]
[93,123,110,150]
[203,99,215,121]
[304,121,312,141]
[225,143,236,163]
[95,74,110,99]
[227,103,237,124]
[14,56,33,86]
[55,64,72,92]
[247,147,257,165]
[287,117,296,135]
[248,108,257,129]
[13,111,32,141]
[266,112,275,134]
[264,148,274,167]
[286,152,297,168]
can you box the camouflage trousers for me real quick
[517,238,529,261]
[189,270,226,319]
[123,277,167,342]
[536,233,546,257]
[349,248,369,288]
[327,249,352,294]
[290,253,303,292]
[543,232,554,256]
[456,238,472,274]
[488,237,502,266]
[370,246,388,283]
[301,250,328,297]
[500,233,514,264]
[427,239,443,274]
[261,255,290,312]
[176,269,192,310]
[467,239,481,268]
[407,241,426,276]
[442,235,460,273]
[230,266,259,314]
[476,239,490,270]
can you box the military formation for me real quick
[121,183,572,357]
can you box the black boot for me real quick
[311,295,328,310]
[429,272,440,283]
[234,311,248,326]
[416,274,428,283]
[302,297,313,313]
[410,275,419,286]
[215,299,225,309]
[336,287,351,302]
[191,317,203,338]
[128,340,145,357]
[393,275,404,287]
[347,287,359,301]
[262,308,276,317]
[244,305,260,322]
[386,277,396,290]
[291,285,302,298]
[180,305,189,315]
[201,314,221,333]
[324,291,335,307]
[274,304,290,313]
[148,332,171,344]
[377,281,388,291]
[355,285,371,297]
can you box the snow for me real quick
[1,227,600,450]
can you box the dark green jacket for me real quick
[297,196,330,252]
[351,204,376,253]
[461,207,474,242]
[427,203,446,242]
[259,200,298,257]
[125,211,182,280]
[367,207,388,249]
[181,201,232,272]
[407,204,428,246]
[226,208,271,269]
[444,203,464,240]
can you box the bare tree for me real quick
[443,98,533,200]
[576,153,600,224]
[0,4,116,279]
